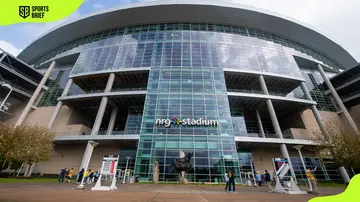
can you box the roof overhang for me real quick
[18,0,357,69]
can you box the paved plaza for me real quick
[0,182,345,202]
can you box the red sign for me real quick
[110,160,115,174]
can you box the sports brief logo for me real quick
[19,6,50,19]
[19,6,30,19]
[155,116,219,128]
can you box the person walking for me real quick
[66,168,74,183]
[264,170,273,191]
[57,167,67,183]
[227,168,235,192]
[94,170,100,183]
[77,168,84,184]
[224,171,229,191]
[89,169,94,184]
[84,169,90,184]
[306,168,318,195]
[255,172,262,187]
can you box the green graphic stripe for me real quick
[1,0,84,25]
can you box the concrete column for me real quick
[91,97,108,135]
[329,95,340,112]
[259,74,296,181]
[339,166,351,184]
[15,61,56,127]
[47,101,63,129]
[61,78,74,96]
[47,78,73,129]
[280,144,297,183]
[266,99,284,139]
[78,141,98,188]
[105,73,115,92]
[79,141,92,171]
[317,64,359,136]
[255,109,265,138]
[259,75,269,94]
[106,106,118,135]
[300,82,327,138]
[90,73,115,135]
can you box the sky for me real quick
[0,0,359,63]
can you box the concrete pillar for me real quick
[47,78,73,129]
[47,101,63,129]
[78,141,98,188]
[15,61,56,127]
[79,141,92,171]
[280,144,297,182]
[259,74,296,181]
[90,73,115,135]
[317,64,359,136]
[266,99,284,139]
[259,75,269,94]
[255,109,265,138]
[106,106,118,135]
[300,82,327,138]
[91,97,108,135]
[105,73,115,92]
[338,166,350,184]
[329,95,340,112]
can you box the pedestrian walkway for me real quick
[0,182,345,202]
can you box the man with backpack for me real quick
[264,170,273,191]
[227,168,235,192]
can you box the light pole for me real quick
[293,145,312,191]
[0,83,12,111]
[122,156,131,184]
[77,140,99,189]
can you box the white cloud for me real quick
[22,10,81,40]
[92,3,106,9]
[0,41,21,56]
[225,0,360,62]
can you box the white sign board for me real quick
[92,155,119,191]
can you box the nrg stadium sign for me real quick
[155,116,219,128]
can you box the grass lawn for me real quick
[0,178,57,183]
[319,182,347,188]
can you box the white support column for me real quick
[91,97,108,135]
[77,141,98,189]
[255,109,265,138]
[47,78,73,129]
[317,64,360,136]
[15,61,56,127]
[90,73,115,136]
[107,106,118,135]
[300,82,327,138]
[105,73,115,92]
[259,75,297,182]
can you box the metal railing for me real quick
[1,79,33,95]
[111,87,147,92]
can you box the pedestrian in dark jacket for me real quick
[264,170,273,191]
[77,168,85,184]
[57,167,67,183]
[227,168,235,192]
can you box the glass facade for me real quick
[30,23,343,74]
[31,22,346,182]
[135,53,241,182]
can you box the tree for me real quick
[0,123,55,176]
[0,123,19,173]
[312,119,360,170]
[13,125,55,177]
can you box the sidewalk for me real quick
[0,182,345,202]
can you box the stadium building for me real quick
[1,0,359,183]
